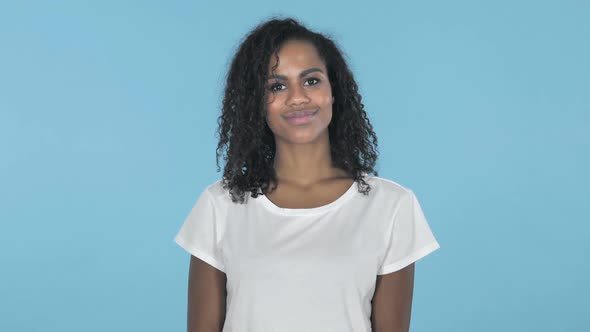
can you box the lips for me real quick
[285,109,318,119]
[284,109,317,125]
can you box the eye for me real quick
[304,77,320,86]
[268,83,285,92]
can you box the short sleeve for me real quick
[378,190,440,275]
[173,189,226,273]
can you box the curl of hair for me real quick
[215,16,379,204]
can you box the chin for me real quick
[286,128,330,145]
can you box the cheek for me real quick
[317,85,333,107]
[317,91,333,114]
[264,104,282,130]
[320,95,332,108]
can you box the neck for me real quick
[272,134,348,188]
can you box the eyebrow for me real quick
[267,67,324,81]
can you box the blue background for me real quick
[1,1,588,331]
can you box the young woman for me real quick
[174,17,440,332]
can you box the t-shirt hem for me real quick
[174,235,226,273]
[377,241,440,275]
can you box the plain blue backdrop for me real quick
[1,1,588,331]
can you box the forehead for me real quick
[268,39,325,70]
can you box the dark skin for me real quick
[187,256,226,332]
[187,235,415,332]
[371,263,415,332]
[186,39,415,332]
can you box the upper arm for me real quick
[371,263,415,332]
[187,255,227,332]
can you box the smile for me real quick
[284,109,318,125]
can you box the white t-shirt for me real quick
[174,174,440,332]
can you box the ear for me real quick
[332,96,335,104]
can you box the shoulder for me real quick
[201,178,249,207]
[203,179,225,197]
[364,174,414,202]
[199,179,230,206]
[201,175,415,205]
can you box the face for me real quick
[264,39,334,145]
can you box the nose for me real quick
[286,84,310,107]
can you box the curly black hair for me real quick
[215,16,380,204]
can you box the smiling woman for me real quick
[213,17,382,199]
[173,16,440,332]
[265,40,334,145]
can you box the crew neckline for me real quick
[256,177,360,216]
